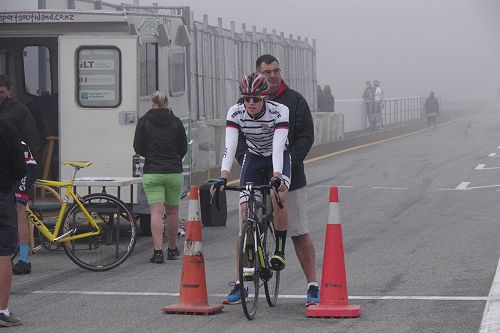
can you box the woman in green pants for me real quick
[133,91,188,263]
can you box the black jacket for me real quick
[133,108,188,174]
[0,118,27,192]
[424,96,439,114]
[0,96,41,161]
[236,85,315,191]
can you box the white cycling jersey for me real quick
[221,100,289,174]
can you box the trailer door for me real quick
[59,35,137,180]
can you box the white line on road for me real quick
[479,258,500,333]
[476,164,500,170]
[455,182,471,190]
[312,185,353,188]
[371,186,409,190]
[488,153,498,157]
[32,290,499,301]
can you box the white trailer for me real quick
[0,6,192,185]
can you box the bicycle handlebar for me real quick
[210,183,284,209]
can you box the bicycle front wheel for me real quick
[263,215,280,306]
[61,193,137,271]
[239,221,259,320]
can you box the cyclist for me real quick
[0,118,26,327]
[215,73,290,304]
[0,74,40,275]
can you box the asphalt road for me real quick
[8,108,500,332]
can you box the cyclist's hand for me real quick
[270,176,286,192]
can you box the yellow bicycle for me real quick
[23,161,137,271]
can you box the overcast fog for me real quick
[3,0,500,102]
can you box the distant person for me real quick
[362,80,374,128]
[317,85,325,112]
[133,91,188,264]
[424,91,439,132]
[322,85,335,112]
[372,80,384,130]
[0,117,27,327]
[0,74,40,275]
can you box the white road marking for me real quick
[32,290,499,301]
[476,164,500,170]
[455,182,471,190]
[313,185,353,188]
[371,186,408,190]
[488,153,498,157]
[479,258,500,333]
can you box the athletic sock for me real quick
[274,230,287,256]
[0,308,9,316]
[19,243,30,263]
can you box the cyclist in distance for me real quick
[215,73,290,304]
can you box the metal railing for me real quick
[190,15,316,120]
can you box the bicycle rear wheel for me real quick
[263,209,280,306]
[239,221,259,320]
[61,193,137,271]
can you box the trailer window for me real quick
[77,47,121,108]
[169,49,185,97]
[139,43,158,97]
[23,46,52,96]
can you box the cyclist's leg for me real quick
[223,154,260,304]
[269,151,291,270]
[13,165,35,275]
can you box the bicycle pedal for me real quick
[32,245,43,253]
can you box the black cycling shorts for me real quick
[239,150,291,203]
[0,192,18,256]
[14,164,37,206]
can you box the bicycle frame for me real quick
[26,175,101,244]
[246,190,272,272]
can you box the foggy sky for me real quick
[3,0,500,102]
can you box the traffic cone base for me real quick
[306,304,361,318]
[162,304,223,315]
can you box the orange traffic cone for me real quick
[306,186,361,318]
[162,186,224,315]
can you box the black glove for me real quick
[213,177,227,189]
[269,176,282,189]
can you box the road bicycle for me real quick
[13,161,137,271]
[215,182,283,320]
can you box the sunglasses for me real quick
[243,96,264,103]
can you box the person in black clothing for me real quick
[322,85,335,112]
[0,74,40,275]
[424,91,439,132]
[0,118,26,327]
[133,91,188,263]
[235,54,319,306]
